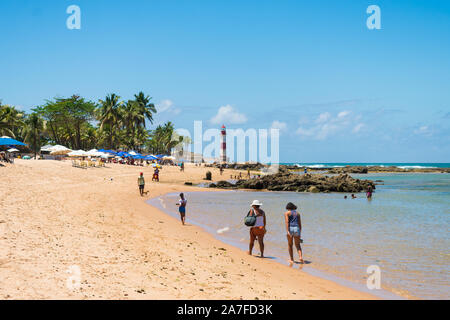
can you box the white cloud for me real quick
[352,123,364,133]
[210,105,247,125]
[338,110,351,118]
[316,112,331,123]
[296,110,361,140]
[414,125,432,136]
[271,120,287,132]
[157,99,181,115]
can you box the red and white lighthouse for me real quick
[220,125,227,163]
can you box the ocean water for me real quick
[148,173,450,300]
[283,163,450,169]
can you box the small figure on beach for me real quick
[284,202,304,264]
[180,162,185,172]
[152,167,159,182]
[247,168,251,179]
[220,166,224,175]
[247,200,266,258]
[351,194,357,199]
[366,186,373,199]
[138,172,145,197]
[238,172,242,180]
[304,168,308,174]
[176,193,187,225]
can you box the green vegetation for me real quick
[0,92,185,154]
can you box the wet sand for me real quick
[0,160,377,299]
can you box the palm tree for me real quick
[0,104,24,138]
[134,92,157,128]
[22,113,45,159]
[121,100,145,149]
[97,94,123,149]
[146,122,182,154]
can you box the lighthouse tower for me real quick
[220,125,227,164]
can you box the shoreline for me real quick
[0,160,379,299]
[147,190,406,300]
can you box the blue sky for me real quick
[0,0,449,162]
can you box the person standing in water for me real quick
[366,186,373,199]
[248,200,266,258]
[284,202,304,264]
[137,172,145,196]
[176,193,187,225]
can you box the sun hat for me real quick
[251,200,263,206]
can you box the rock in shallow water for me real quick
[211,168,375,193]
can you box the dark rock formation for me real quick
[326,166,369,174]
[211,168,375,193]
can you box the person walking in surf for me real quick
[248,200,266,258]
[176,193,187,225]
[284,202,304,264]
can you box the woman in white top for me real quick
[248,200,266,258]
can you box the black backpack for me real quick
[244,209,257,227]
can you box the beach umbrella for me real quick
[0,137,26,146]
[48,145,71,155]
[51,149,72,155]
[145,155,157,160]
[40,144,54,152]
[7,148,19,152]
[68,150,87,157]
[86,149,104,157]
[100,153,114,158]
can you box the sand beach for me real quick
[0,159,376,300]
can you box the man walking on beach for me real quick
[138,172,145,196]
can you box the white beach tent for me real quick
[40,144,55,152]
[101,153,114,158]
[86,149,101,157]
[68,150,88,157]
[49,145,72,155]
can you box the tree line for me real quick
[0,92,186,157]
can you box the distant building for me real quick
[221,125,227,163]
